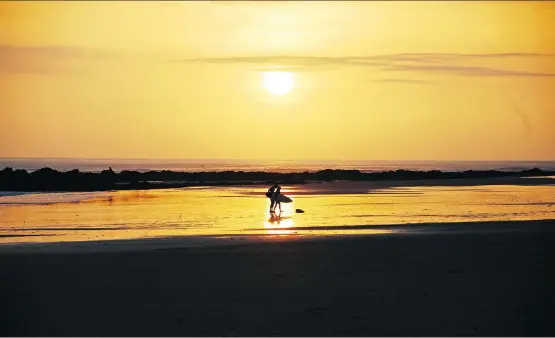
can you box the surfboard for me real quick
[277,194,292,203]
[265,191,292,203]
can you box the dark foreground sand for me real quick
[1,220,554,336]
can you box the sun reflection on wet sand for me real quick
[1,182,554,244]
[264,214,295,235]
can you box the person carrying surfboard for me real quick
[266,183,293,213]
[272,185,283,213]
[266,184,279,212]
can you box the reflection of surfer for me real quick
[269,212,282,223]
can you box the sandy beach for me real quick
[1,219,554,336]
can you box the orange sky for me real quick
[1,1,554,161]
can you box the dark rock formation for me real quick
[1,166,554,192]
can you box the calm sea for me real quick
[1,182,555,244]
[1,158,554,173]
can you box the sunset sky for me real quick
[1,1,554,161]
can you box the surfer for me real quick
[272,185,282,213]
[266,184,279,212]
[266,183,293,213]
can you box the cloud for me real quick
[0,45,117,75]
[375,78,432,84]
[384,63,554,78]
[4,45,553,80]
[177,53,555,78]
[179,55,383,69]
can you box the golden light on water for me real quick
[264,215,295,235]
[263,196,296,235]
[1,183,555,244]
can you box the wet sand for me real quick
[1,219,554,336]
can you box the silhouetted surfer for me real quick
[266,183,279,213]
[273,185,282,213]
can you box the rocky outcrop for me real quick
[0,167,553,192]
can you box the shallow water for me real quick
[1,183,554,244]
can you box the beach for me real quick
[1,179,554,336]
[1,219,554,336]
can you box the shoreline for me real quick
[1,218,554,254]
[0,175,554,199]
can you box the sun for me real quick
[263,71,294,95]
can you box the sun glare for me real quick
[263,71,294,95]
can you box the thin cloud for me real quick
[375,78,432,84]
[177,52,555,78]
[384,63,555,78]
[181,55,382,67]
[4,45,554,79]
[0,44,117,75]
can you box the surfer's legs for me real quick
[270,199,275,212]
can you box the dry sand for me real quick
[1,219,554,336]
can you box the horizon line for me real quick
[1,157,554,163]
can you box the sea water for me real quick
[1,181,554,244]
[1,158,555,173]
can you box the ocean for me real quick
[1,158,555,173]
[1,180,555,245]
[2,158,555,246]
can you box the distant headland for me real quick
[1,167,553,192]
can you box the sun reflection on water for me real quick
[264,214,295,235]
[1,183,555,244]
